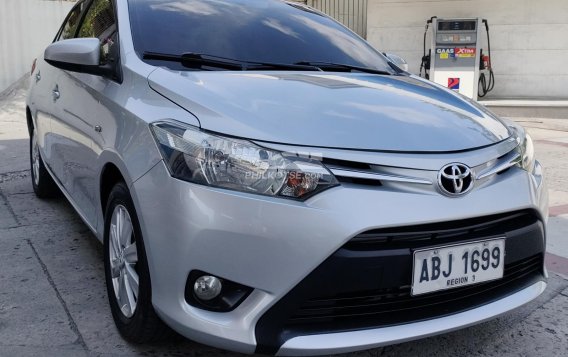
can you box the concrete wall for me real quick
[0,0,75,93]
[367,0,568,99]
[307,0,368,38]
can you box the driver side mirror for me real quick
[45,38,118,79]
[384,53,409,72]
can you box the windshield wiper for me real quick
[294,61,393,75]
[143,52,321,72]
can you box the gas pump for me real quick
[420,17,495,100]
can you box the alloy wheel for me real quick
[109,204,139,318]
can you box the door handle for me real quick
[52,85,60,102]
[35,71,41,83]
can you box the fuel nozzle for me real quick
[478,19,495,98]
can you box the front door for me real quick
[48,0,119,228]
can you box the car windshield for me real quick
[128,0,393,73]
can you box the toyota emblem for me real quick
[438,163,474,196]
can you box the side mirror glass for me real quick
[384,53,409,72]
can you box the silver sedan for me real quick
[27,0,548,355]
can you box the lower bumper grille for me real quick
[289,254,543,326]
[255,210,546,355]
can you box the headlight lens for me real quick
[150,122,338,199]
[504,120,536,173]
[518,132,536,173]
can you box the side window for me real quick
[57,1,89,41]
[76,0,118,65]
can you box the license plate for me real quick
[411,238,505,296]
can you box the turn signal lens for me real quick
[280,166,327,198]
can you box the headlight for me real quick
[517,131,536,173]
[502,119,536,174]
[150,121,338,199]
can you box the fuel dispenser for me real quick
[420,17,495,100]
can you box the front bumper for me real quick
[130,159,547,355]
[277,280,546,356]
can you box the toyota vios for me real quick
[27,0,548,355]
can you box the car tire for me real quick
[30,129,59,198]
[103,182,173,343]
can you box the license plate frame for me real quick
[411,238,506,296]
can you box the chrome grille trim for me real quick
[476,150,522,180]
[328,167,433,185]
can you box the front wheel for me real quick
[103,182,172,342]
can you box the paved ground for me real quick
[1,80,567,357]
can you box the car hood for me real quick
[148,69,511,152]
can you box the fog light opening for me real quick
[186,270,253,312]
[194,275,223,301]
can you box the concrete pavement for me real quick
[1,79,567,356]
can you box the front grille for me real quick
[346,210,539,250]
[287,254,543,327]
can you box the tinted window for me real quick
[57,1,89,41]
[77,0,116,39]
[77,0,118,65]
[128,0,391,72]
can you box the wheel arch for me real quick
[100,162,128,217]
[95,146,161,288]
[97,148,140,216]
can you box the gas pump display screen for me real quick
[438,21,476,31]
